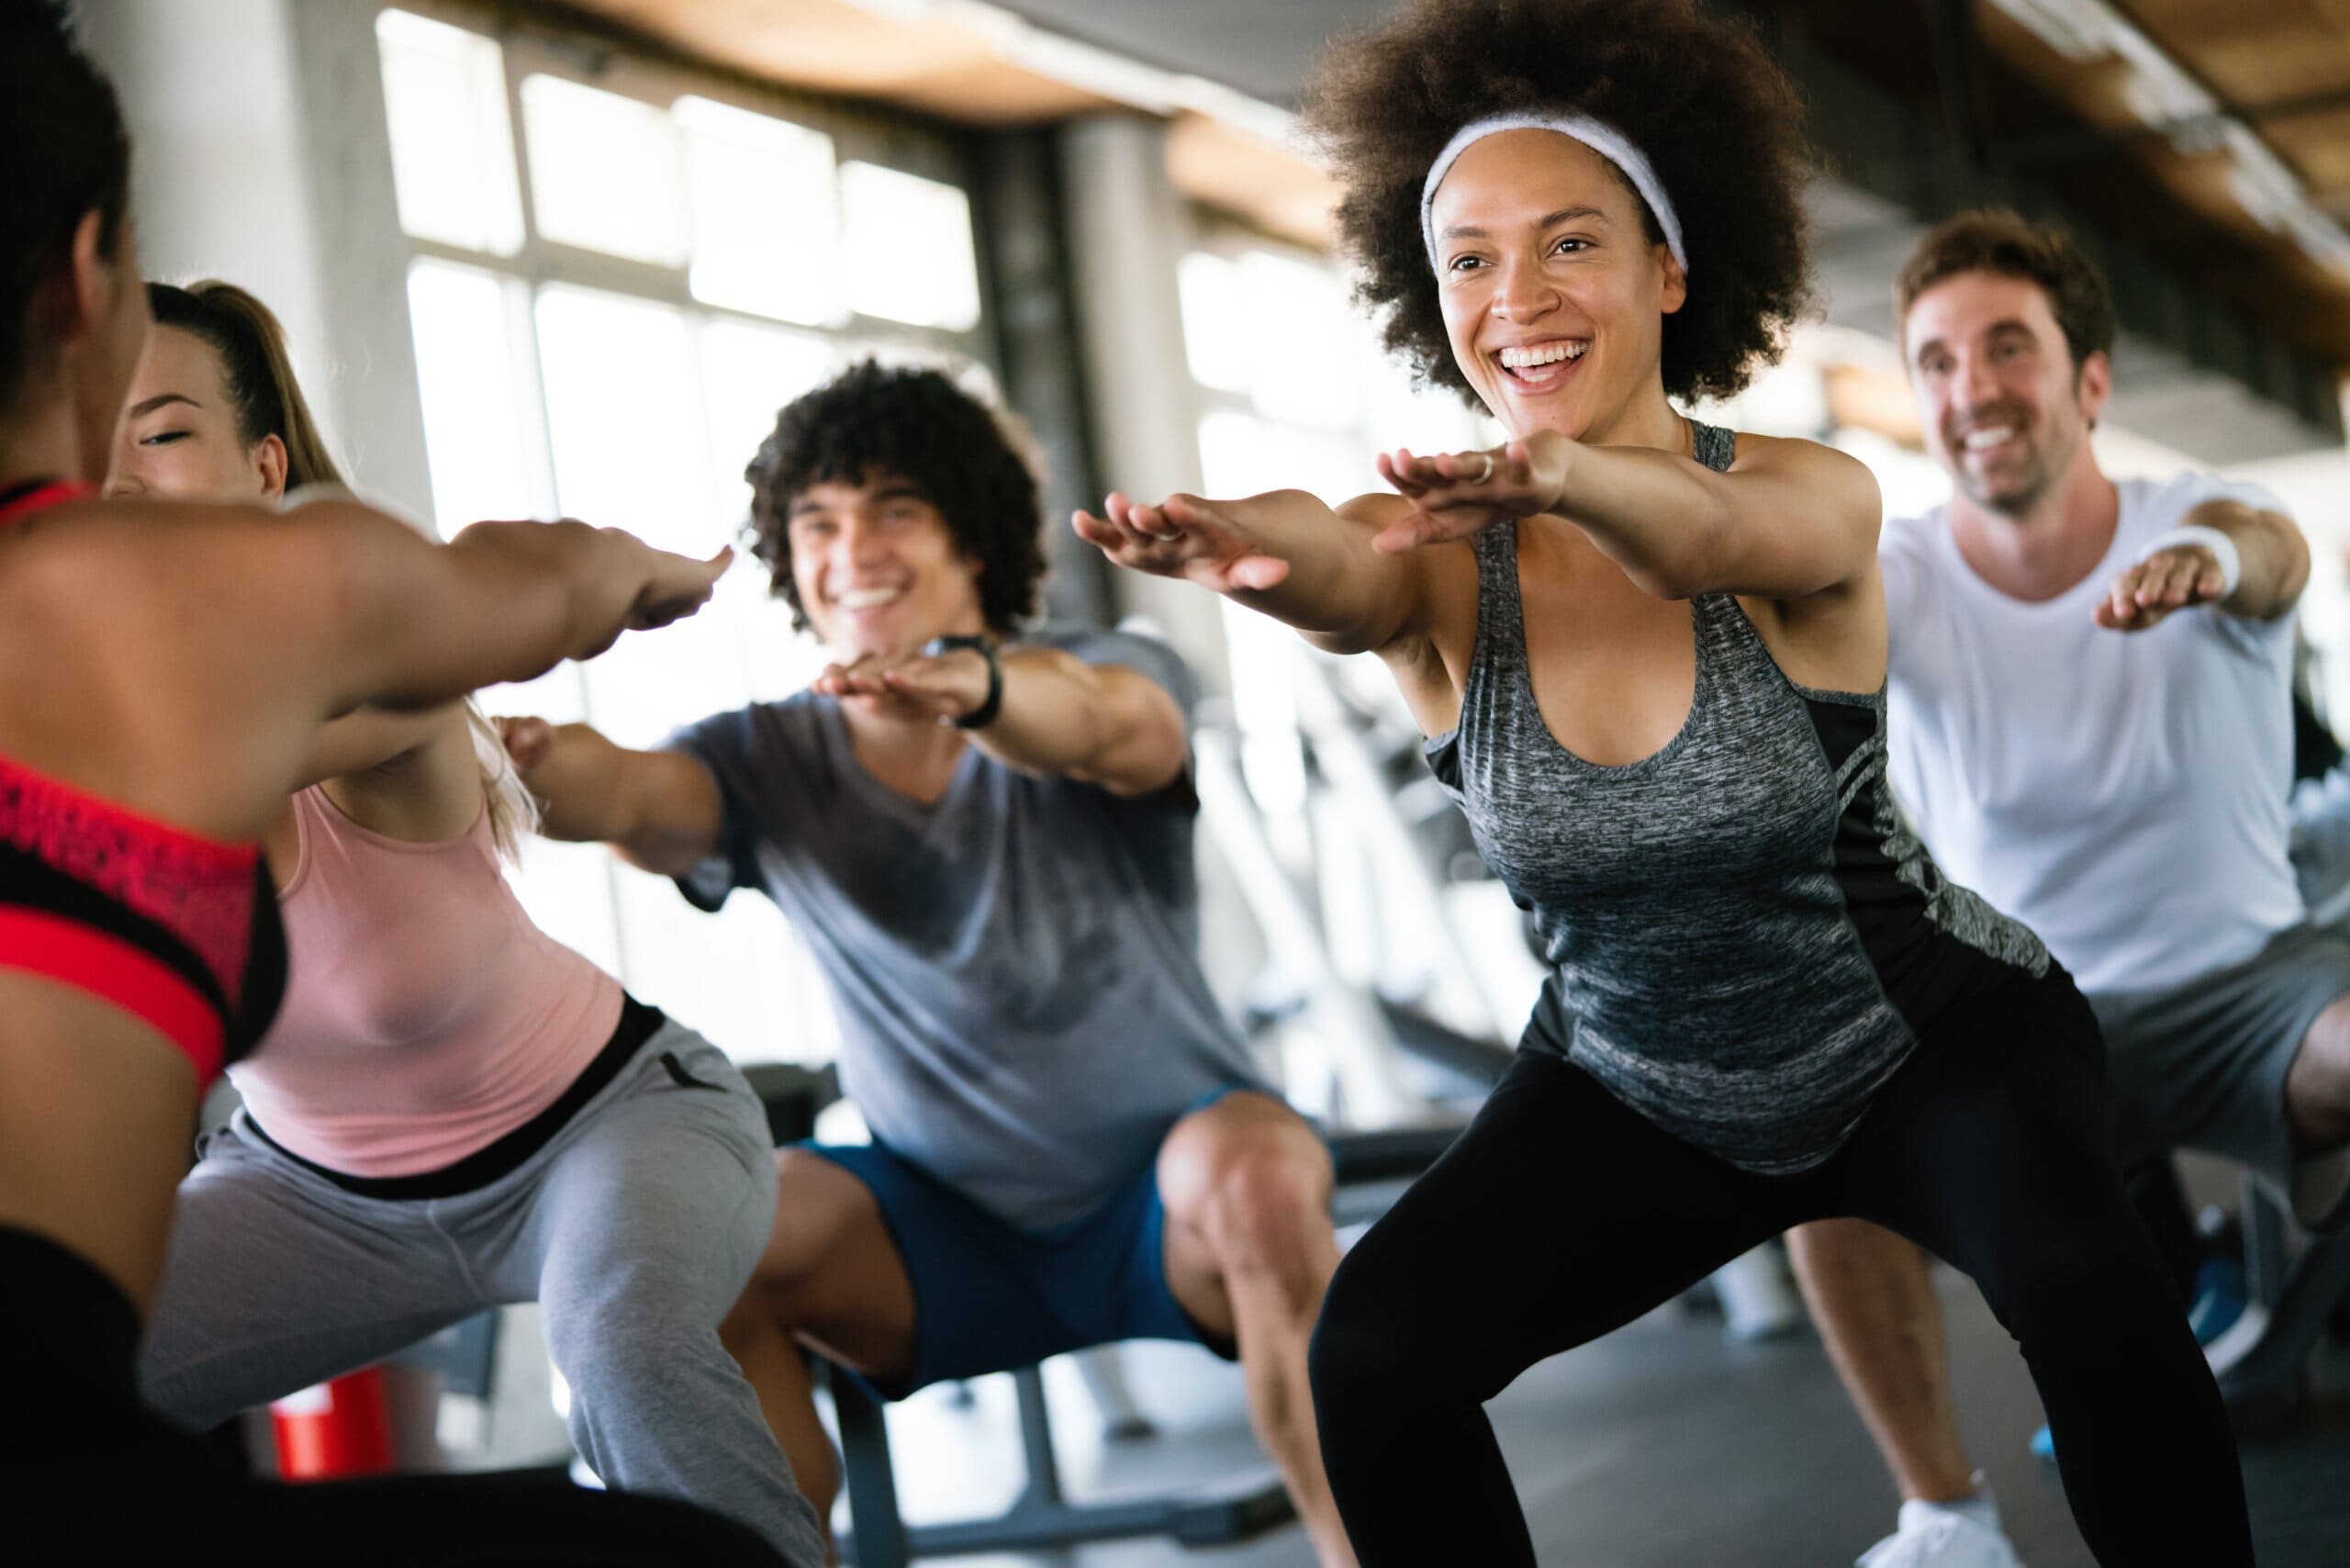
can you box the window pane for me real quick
[1232,251,1360,431]
[535,286,709,548]
[408,259,584,760]
[520,75,687,267]
[838,162,981,331]
[1177,252,1251,393]
[376,10,523,255]
[699,319,837,527]
[507,835,622,979]
[407,259,532,529]
[677,95,842,326]
[699,319,839,702]
[1359,345,1491,458]
[1198,408,1361,506]
[609,861,835,1068]
[534,285,734,749]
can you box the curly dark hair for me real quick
[1303,0,1817,408]
[1895,208,2115,375]
[744,361,1047,635]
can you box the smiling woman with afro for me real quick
[1068,5,2259,1566]
[1306,0,1815,408]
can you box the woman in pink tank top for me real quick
[114,282,825,1566]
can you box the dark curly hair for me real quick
[1896,208,2115,375]
[1303,0,1817,408]
[744,360,1046,635]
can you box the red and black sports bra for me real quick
[0,479,286,1082]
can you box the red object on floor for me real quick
[270,1368,396,1479]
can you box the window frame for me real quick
[373,5,1003,1063]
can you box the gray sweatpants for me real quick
[140,1018,826,1568]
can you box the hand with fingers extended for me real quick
[813,646,995,726]
[629,542,733,633]
[2094,543,2228,633]
[1071,491,1291,594]
[1372,431,1574,554]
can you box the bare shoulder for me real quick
[25,496,355,609]
[0,500,333,835]
[1727,431,1881,515]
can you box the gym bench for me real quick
[827,1124,1465,1568]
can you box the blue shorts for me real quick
[807,1102,1248,1398]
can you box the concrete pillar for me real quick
[1058,113,1230,689]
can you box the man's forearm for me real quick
[524,723,643,843]
[969,649,1181,793]
[2193,500,2309,620]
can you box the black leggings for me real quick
[1306,973,2252,1567]
[1,1226,783,1568]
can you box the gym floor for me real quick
[868,1267,2350,1566]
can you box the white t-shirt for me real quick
[1882,472,2302,999]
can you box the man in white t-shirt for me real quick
[1790,210,2349,1568]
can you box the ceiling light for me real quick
[1985,0,2117,62]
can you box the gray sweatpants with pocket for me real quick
[139,1018,825,1568]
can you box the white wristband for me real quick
[2135,525,2241,597]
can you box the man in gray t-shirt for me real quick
[504,362,1357,1568]
[666,623,1264,1227]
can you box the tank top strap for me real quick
[1683,421,1757,658]
[1690,420,1736,475]
[1466,520,1527,665]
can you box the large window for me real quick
[377,7,993,1065]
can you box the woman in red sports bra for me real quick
[0,6,778,1562]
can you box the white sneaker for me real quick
[1853,1498,2025,1568]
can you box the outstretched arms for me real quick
[1371,428,1881,601]
[24,499,730,840]
[1071,488,1439,655]
[812,642,1190,796]
[497,718,723,878]
[312,508,733,712]
[2095,497,2308,633]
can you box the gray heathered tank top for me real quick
[1426,421,2048,1173]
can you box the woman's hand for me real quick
[812,646,992,725]
[1072,491,1291,594]
[1371,432,1575,554]
[446,520,730,662]
[625,540,732,632]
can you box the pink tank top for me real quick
[228,785,621,1177]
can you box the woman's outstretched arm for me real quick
[1072,487,1442,656]
[1373,431,1880,602]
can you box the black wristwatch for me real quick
[923,634,1002,729]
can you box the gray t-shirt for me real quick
[670,626,1265,1229]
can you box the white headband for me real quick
[1419,113,1687,275]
